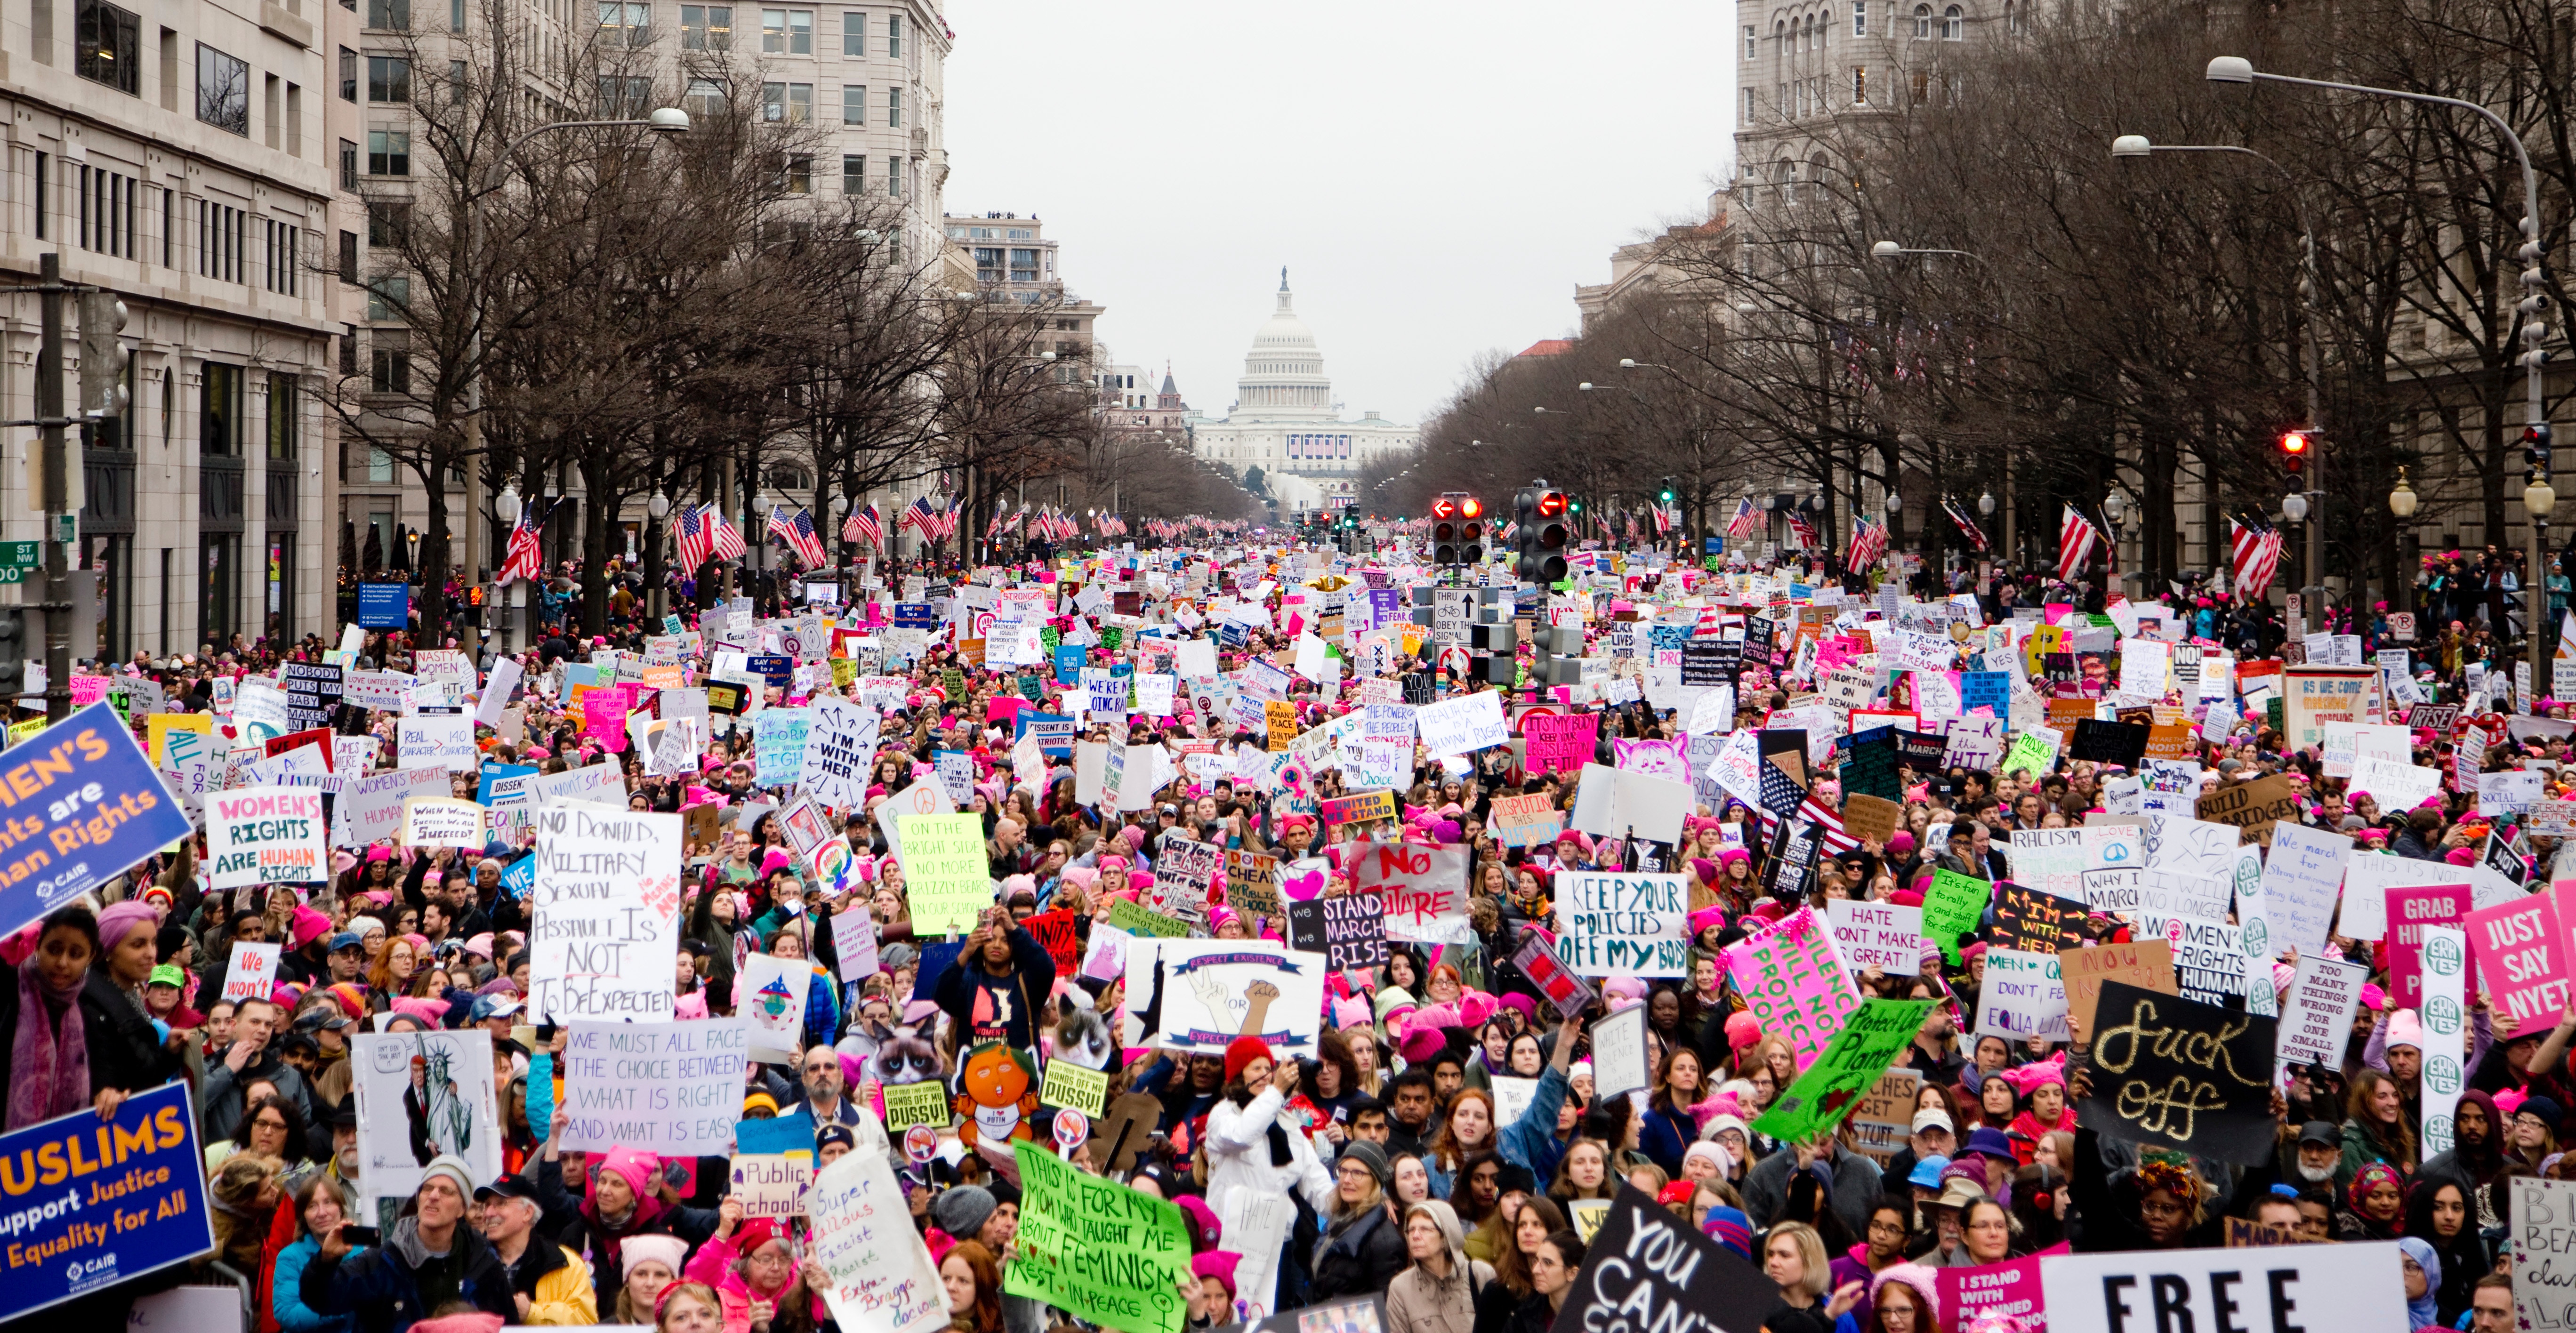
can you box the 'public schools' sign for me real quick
[0,1080,213,1319]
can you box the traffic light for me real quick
[1431,494,1460,564]
[1659,476,1677,506]
[1514,485,1570,585]
[0,608,26,704]
[2527,423,2553,481]
[79,292,129,421]
[1458,494,1485,565]
[2279,429,2310,483]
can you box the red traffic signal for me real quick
[2279,431,2310,455]
[1534,490,1567,519]
[1431,496,1458,521]
[1459,496,1484,520]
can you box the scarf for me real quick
[9,956,89,1130]
[2397,1237,2442,1329]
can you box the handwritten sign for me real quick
[2078,980,2277,1164]
[1553,871,1689,976]
[1723,907,1862,1070]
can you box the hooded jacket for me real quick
[684,1229,831,1333]
[1385,1202,1494,1333]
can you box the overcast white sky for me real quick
[942,1,1736,429]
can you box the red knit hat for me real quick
[1224,1035,1273,1085]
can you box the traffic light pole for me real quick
[35,255,66,723]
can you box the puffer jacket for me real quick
[509,1242,600,1325]
[684,1230,830,1333]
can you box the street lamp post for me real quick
[2103,491,2129,594]
[2113,135,2326,609]
[2207,54,2551,686]
[2389,468,2419,615]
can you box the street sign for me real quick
[0,542,39,570]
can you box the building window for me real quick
[782,154,811,193]
[202,535,239,643]
[886,86,900,126]
[884,12,897,55]
[1855,0,1867,34]
[202,361,244,455]
[680,4,731,47]
[1010,248,1038,282]
[367,129,410,174]
[366,201,409,246]
[262,218,298,295]
[199,200,246,281]
[599,74,650,115]
[77,165,137,258]
[684,78,724,120]
[340,324,358,375]
[366,275,408,321]
[1912,3,1930,36]
[841,153,862,194]
[1743,87,1754,123]
[367,55,409,101]
[1852,66,1866,104]
[197,43,250,134]
[599,1,647,44]
[266,372,298,459]
[339,137,359,187]
[1943,4,1962,37]
[365,0,409,26]
[760,8,809,53]
[76,0,139,94]
[370,331,410,393]
[1910,68,1928,103]
[338,230,357,282]
[338,46,357,99]
[841,9,861,53]
[1743,24,1755,58]
[761,81,809,120]
[886,154,900,197]
[842,83,864,124]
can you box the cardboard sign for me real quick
[1006,1141,1190,1333]
[221,940,283,1004]
[1552,871,1689,976]
[2194,772,2302,843]
[555,1018,751,1156]
[1285,895,1387,972]
[206,785,330,887]
[2061,939,2174,1034]
[1512,932,1600,1018]
[1825,899,1924,975]
[1723,907,1863,1070]
[2274,954,2369,1071]
[0,1082,212,1319]
[1355,842,1472,944]
[2078,980,2277,1164]
[2469,891,2571,1036]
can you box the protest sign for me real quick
[222,940,283,1003]
[1007,1140,1191,1333]
[1752,997,1938,1142]
[557,1018,750,1156]
[1521,712,1598,776]
[401,795,485,848]
[2423,924,2468,1159]
[1588,1002,1651,1099]
[880,1080,950,1132]
[1723,907,1863,1069]
[1826,899,1924,975]
[2470,891,2571,1036]
[2257,823,2353,957]
[205,785,327,888]
[2194,772,2302,843]
[1319,789,1398,826]
[1923,868,1992,964]
[2077,980,2277,1164]
[797,701,882,810]
[2061,940,2174,1034]
[1355,842,1472,944]
[807,1147,950,1333]
[1542,1185,1777,1333]
[1109,899,1189,940]
[0,1081,210,1319]
[1153,941,1328,1056]
[732,1153,813,1220]
[1223,849,1284,921]
[1040,1060,1110,1116]
[396,715,476,770]
[1552,871,1689,975]
[1994,882,2086,954]
[1935,1247,2068,1333]
[2385,883,2472,1009]
[1490,793,1565,848]
[350,1028,500,1205]
[740,951,816,1062]
[1155,838,1222,924]
[1976,948,2069,1042]
[528,806,681,1025]
[1513,933,1600,1019]
[2514,1180,2576,1333]
[1285,894,1388,972]
[755,708,814,787]
[2039,1243,2407,1333]
[2274,954,2369,1071]
[1415,690,1508,756]
[898,812,991,937]
[0,703,190,939]
[1846,1068,1924,1164]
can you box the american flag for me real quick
[898,496,939,538]
[2230,517,2283,600]
[1652,505,1677,536]
[676,502,713,570]
[1754,755,1861,854]
[767,505,829,565]
[707,504,747,561]
[1942,498,1991,552]
[938,502,962,540]
[1846,516,1887,570]
[844,501,883,547]
[1727,497,1761,539]
[1784,510,1819,551]
[496,500,545,585]
[2057,504,2101,583]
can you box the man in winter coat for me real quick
[1742,1133,1882,1237]
[300,1155,520,1333]
[474,1173,597,1325]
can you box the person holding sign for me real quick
[932,906,1059,1051]
[2066,1015,2291,1251]
[681,1198,832,1333]
[1206,1035,1338,1287]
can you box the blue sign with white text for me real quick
[0,1080,212,1319]
[0,703,193,941]
[356,582,411,628]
